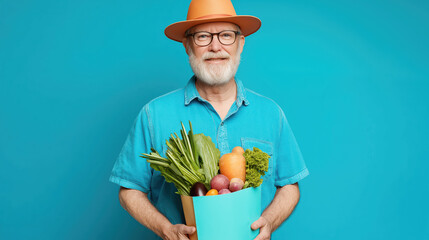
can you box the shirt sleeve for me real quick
[274,108,309,186]
[109,104,153,193]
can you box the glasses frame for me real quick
[186,30,241,47]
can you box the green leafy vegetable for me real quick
[193,134,220,188]
[243,147,270,188]
[140,121,219,195]
[143,149,191,195]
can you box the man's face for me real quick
[183,22,245,86]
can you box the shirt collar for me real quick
[235,77,250,107]
[184,75,250,106]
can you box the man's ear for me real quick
[182,38,190,55]
[238,35,245,53]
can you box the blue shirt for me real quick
[109,76,309,239]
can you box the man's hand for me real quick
[161,224,196,240]
[251,216,272,240]
[119,187,195,239]
[251,183,301,239]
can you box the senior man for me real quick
[109,0,309,239]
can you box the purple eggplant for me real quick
[190,182,208,196]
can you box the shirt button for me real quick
[221,122,224,126]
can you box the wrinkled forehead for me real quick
[187,22,241,33]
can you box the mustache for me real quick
[202,51,230,60]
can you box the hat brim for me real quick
[164,15,261,42]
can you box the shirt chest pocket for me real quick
[241,137,274,179]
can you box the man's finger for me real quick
[179,225,196,235]
[253,231,271,240]
[251,217,266,230]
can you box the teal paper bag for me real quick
[181,186,262,240]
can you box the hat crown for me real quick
[187,0,237,20]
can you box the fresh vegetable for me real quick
[229,178,244,192]
[230,178,244,185]
[210,174,230,191]
[219,189,231,194]
[140,122,220,195]
[193,134,220,188]
[229,181,244,192]
[190,182,208,196]
[243,147,270,189]
[219,152,246,182]
[206,189,218,196]
[231,146,245,155]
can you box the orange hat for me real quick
[165,0,261,42]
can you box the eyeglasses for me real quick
[186,30,241,47]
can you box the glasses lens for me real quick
[194,32,212,46]
[218,31,237,45]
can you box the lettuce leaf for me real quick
[193,133,220,189]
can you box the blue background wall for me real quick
[1,0,428,239]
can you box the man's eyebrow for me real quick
[187,24,241,34]
[192,29,238,33]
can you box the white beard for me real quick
[188,46,241,86]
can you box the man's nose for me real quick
[208,35,222,52]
